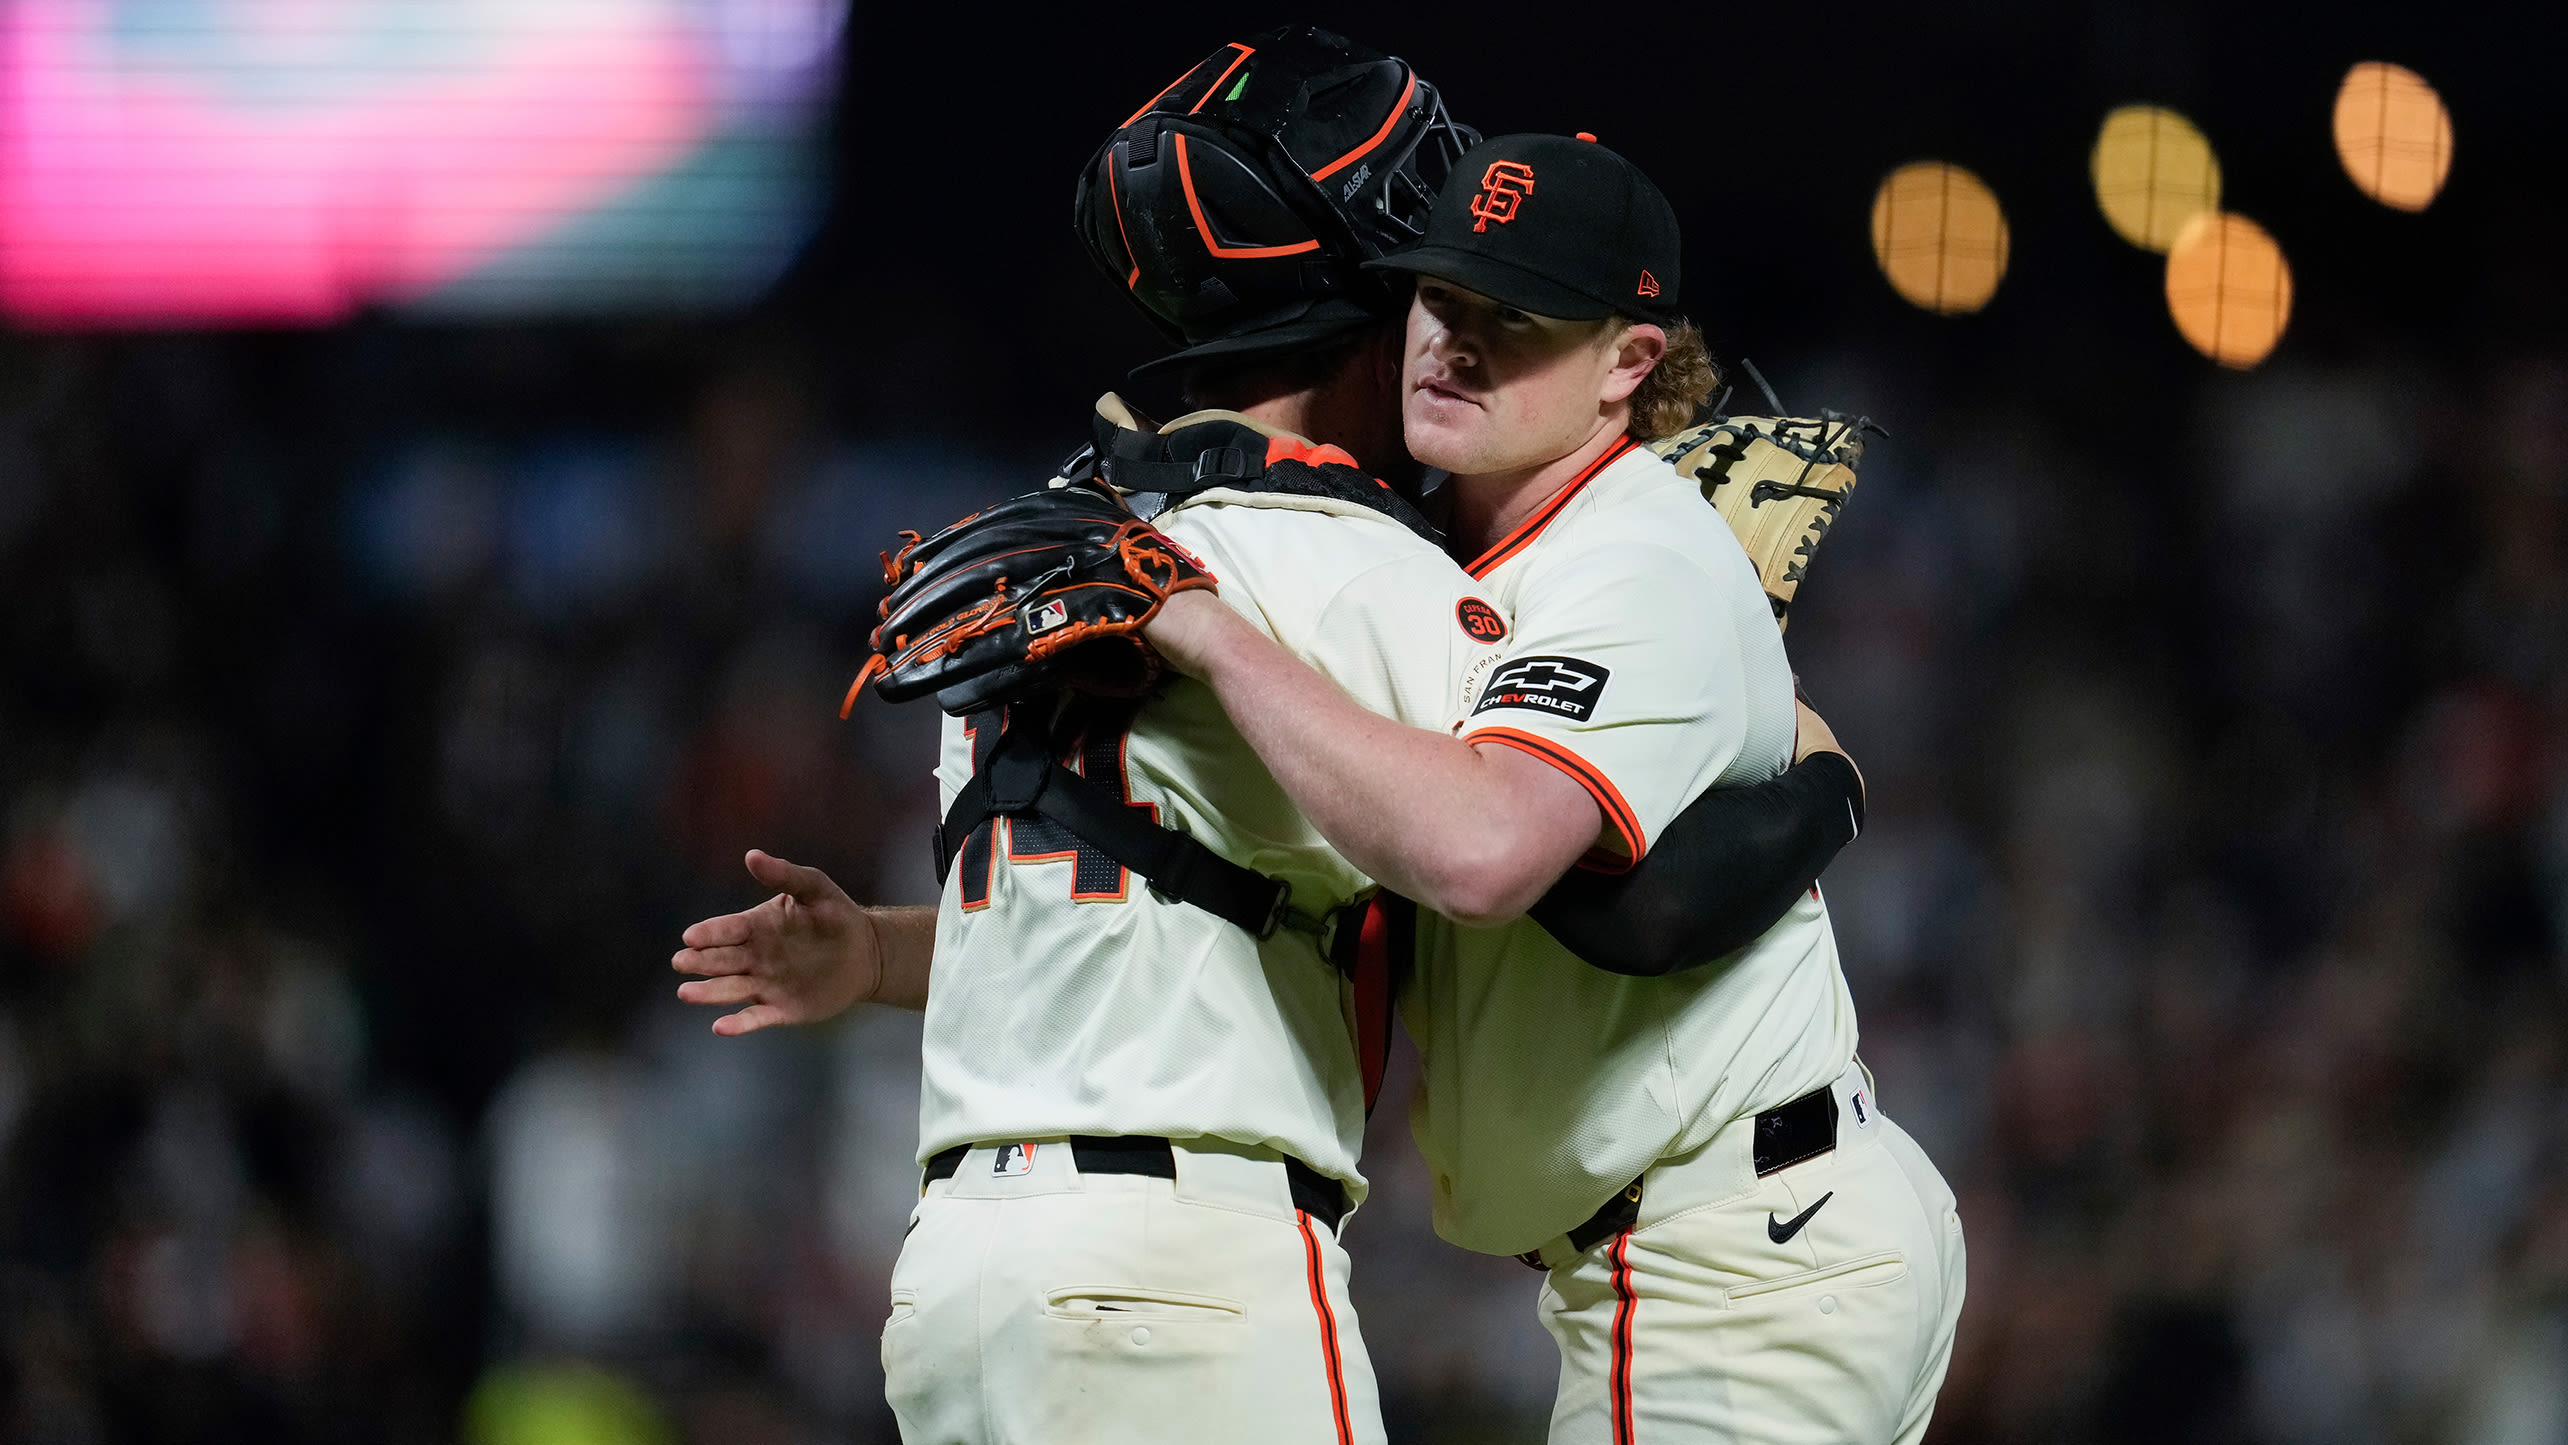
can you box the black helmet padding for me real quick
[1074,27,1478,378]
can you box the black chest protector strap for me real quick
[934,714,1292,939]
[1059,414,1442,541]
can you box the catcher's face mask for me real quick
[1073,26,1480,379]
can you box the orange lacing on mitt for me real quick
[1112,520,1217,597]
[838,653,889,718]
[879,530,925,589]
[843,572,1017,719]
[893,578,1017,667]
[841,518,1219,716]
[1015,522,1215,665]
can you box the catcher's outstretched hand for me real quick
[673,850,879,1035]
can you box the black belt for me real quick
[1518,1082,1840,1270]
[923,1134,1349,1232]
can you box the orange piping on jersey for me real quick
[1608,1229,1639,1445]
[1299,1212,1357,1445]
[1309,74,1415,182]
[1186,44,1256,114]
[1464,725,1645,862]
[1174,134,1322,259]
[1463,436,1637,578]
[1106,160,1140,288]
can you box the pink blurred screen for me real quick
[0,0,842,326]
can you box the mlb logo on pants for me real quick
[993,1143,1039,1177]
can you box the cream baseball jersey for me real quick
[917,415,1504,1195]
[1403,437,1862,1257]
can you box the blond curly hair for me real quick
[1626,317,1719,441]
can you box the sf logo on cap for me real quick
[1470,160,1535,232]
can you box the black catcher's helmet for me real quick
[1074,27,1478,378]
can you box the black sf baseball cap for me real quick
[1365,132,1682,325]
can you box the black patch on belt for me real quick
[1752,1085,1838,1176]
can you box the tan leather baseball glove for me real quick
[1651,412,1872,629]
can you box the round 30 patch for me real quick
[1456,597,1507,643]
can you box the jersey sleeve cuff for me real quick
[1463,725,1647,867]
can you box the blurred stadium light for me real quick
[2334,61,2454,212]
[2164,212,2291,368]
[2090,104,2221,253]
[0,0,845,327]
[1869,160,2008,315]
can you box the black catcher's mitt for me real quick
[845,483,1217,717]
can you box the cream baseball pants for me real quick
[881,1136,1384,1445]
[1523,1064,1967,1445]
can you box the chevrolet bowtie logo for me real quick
[1490,658,1595,693]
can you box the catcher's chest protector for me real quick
[931,413,1431,947]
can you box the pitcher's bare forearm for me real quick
[1148,591,1598,926]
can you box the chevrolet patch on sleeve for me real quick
[1471,656,1610,722]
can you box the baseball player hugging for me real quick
[671,27,1920,1445]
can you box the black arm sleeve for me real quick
[1527,751,1863,978]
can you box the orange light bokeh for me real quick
[1870,161,2009,315]
[2164,212,2292,368]
[2333,61,2453,212]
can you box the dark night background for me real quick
[2,1,2565,1440]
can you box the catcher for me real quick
[675,33,1887,1445]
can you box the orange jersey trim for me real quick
[1465,725,1646,863]
[1298,1212,1357,1445]
[1309,74,1415,182]
[1462,436,1636,579]
[1608,1229,1638,1445]
[1174,133,1322,260]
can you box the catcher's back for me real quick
[1650,412,1868,630]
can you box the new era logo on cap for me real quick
[1637,269,1660,298]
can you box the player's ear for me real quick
[1600,321,1667,407]
[1363,318,1404,386]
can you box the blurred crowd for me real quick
[0,314,2561,1445]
